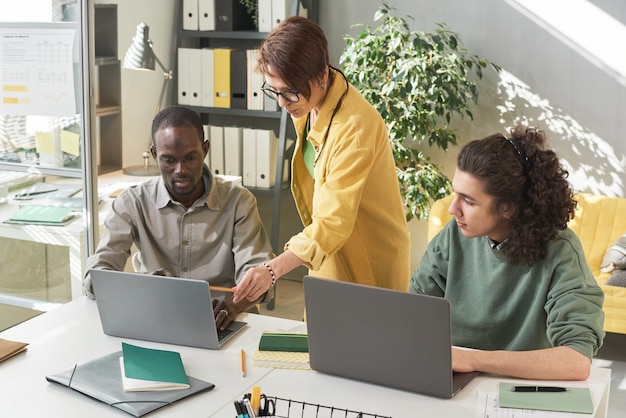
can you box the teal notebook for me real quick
[498,383,594,414]
[121,342,189,391]
[6,205,75,225]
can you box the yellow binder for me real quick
[214,48,232,108]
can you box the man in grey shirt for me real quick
[84,106,275,328]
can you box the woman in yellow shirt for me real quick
[233,16,410,304]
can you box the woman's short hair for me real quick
[257,16,329,100]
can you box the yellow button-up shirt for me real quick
[286,69,410,290]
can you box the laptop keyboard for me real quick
[217,327,234,341]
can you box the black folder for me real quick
[230,50,247,109]
[46,351,214,417]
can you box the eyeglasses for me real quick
[261,80,306,103]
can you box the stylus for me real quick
[513,386,567,392]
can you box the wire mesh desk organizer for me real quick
[236,392,393,418]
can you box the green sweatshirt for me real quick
[409,220,605,359]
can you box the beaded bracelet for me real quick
[261,263,276,286]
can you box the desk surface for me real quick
[0,297,300,418]
[0,298,612,418]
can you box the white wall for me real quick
[108,0,626,269]
[98,0,178,169]
[322,0,626,194]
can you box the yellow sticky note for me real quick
[35,132,54,154]
[61,130,80,156]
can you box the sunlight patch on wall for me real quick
[509,0,626,86]
[496,69,625,197]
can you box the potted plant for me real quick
[340,2,500,220]
[238,0,258,26]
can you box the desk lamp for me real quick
[121,22,173,176]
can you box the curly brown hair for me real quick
[457,126,577,265]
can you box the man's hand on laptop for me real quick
[212,298,246,330]
[149,268,173,276]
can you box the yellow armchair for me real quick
[427,192,626,334]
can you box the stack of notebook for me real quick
[252,331,311,370]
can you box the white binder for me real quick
[209,125,224,175]
[256,128,278,188]
[183,0,199,30]
[178,48,191,105]
[201,48,214,107]
[223,126,243,177]
[198,0,215,31]
[271,0,290,29]
[246,49,263,110]
[263,94,278,112]
[242,128,257,187]
[187,48,202,106]
[258,0,273,32]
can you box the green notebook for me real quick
[258,332,309,352]
[498,383,594,414]
[121,342,189,391]
[6,205,75,226]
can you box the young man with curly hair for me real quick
[409,126,604,381]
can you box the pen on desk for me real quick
[512,385,567,392]
[13,189,59,199]
[209,285,235,293]
[241,349,246,377]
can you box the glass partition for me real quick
[0,0,96,314]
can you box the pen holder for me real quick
[238,392,392,418]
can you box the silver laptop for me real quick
[90,269,246,349]
[303,276,478,399]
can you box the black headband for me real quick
[505,138,531,173]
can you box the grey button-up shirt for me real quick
[84,167,273,297]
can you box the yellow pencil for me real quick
[209,285,236,293]
[240,349,246,377]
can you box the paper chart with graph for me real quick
[1,23,76,117]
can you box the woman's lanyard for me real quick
[301,67,349,179]
[302,116,315,178]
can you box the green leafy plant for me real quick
[238,0,258,26]
[340,2,499,220]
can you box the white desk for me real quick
[0,172,153,310]
[212,366,611,418]
[0,298,612,418]
[0,297,300,417]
